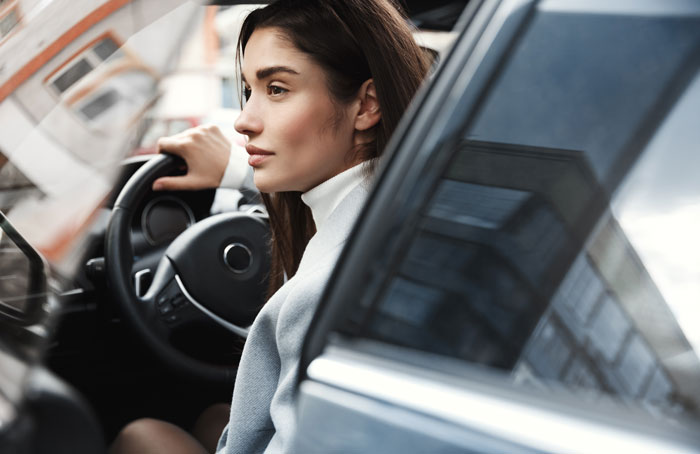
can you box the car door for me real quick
[293,0,700,452]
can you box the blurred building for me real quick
[0,0,196,269]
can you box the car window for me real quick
[0,1,205,275]
[340,2,700,430]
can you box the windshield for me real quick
[0,0,225,275]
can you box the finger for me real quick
[200,124,225,139]
[156,136,191,156]
[152,175,198,191]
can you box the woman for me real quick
[110,1,429,453]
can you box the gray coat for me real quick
[217,182,369,453]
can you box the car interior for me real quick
[7,1,700,453]
[0,1,470,453]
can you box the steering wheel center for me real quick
[224,243,252,274]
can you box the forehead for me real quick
[241,27,313,78]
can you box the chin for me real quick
[253,180,273,194]
[253,168,313,193]
[253,172,290,194]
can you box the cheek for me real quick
[274,95,340,152]
[277,108,317,149]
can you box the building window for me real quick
[52,58,94,93]
[46,34,122,95]
[0,6,19,39]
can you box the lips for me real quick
[246,144,274,167]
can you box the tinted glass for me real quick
[354,4,700,427]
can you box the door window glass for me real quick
[351,5,700,427]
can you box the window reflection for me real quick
[346,0,700,434]
[613,72,700,354]
[362,139,700,424]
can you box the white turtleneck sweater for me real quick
[217,161,370,454]
[301,163,367,230]
[220,145,253,190]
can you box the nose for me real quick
[235,97,263,136]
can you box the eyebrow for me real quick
[242,66,300,83]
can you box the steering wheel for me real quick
[105,154,269,383]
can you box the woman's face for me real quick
[235,27,361,193]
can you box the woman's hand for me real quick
[152,125,231,191]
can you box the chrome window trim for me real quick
[305,348,700,454]
[298,380,532,454]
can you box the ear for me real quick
[354,79,381,131]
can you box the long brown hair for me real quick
[237,0,430,297]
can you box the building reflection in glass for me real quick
[366,140,700,423]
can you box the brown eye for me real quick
[268,85,288,96]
